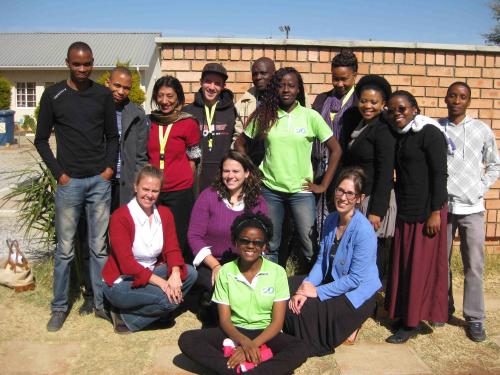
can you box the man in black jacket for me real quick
[184,63,237,195]
[35,42,118,332]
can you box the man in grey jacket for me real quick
[105,66,148,211]
[439,81,499,342]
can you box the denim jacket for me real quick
[305,209,381,308]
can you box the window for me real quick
[16,82,36,107]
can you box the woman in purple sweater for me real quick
[188,150,267,319]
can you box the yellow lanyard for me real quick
[158,123,173,171]
[204,102,218,151]
[330,85,356,122]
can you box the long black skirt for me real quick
[284,275,376,357]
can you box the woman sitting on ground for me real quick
[102,165,198,334]
[284,167,381,356]
[179,212,308,374]
[188,151,267,316]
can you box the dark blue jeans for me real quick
[103,264,197,331]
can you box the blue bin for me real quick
[0,110,15,146]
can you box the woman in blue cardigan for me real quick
[284,167,381,357]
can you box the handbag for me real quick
[0,239,36,292]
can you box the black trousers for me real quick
[178,326,308,375]
[157,188,194,262]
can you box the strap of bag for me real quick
[12,240,30,270]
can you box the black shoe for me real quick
[386,327,419,344]
[95,308,111,322]
[429,321,445,328]
[110,310,131,335]
[78,298,94,316]
[47,311,67,332]
[466,322,486,342]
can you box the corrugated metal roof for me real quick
[0,32,161,69]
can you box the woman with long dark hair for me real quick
[147,76,201,259]
[235,67,342,266]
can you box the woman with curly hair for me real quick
[235,67,342,266]
[188,151,267,301]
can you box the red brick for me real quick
[470,98,494,108]
[310,83,332,94]
[394,52,405,64]
[373,51,383,63]
[311,63,330,73]
[229,82,252,94]
[386,75,411,86]
[465,54,475,67]
[425,53,435,65]
[184,47,195,60]
[184,92,195,104]
[293,62,312,73]
[416,52,425,65]
[319,49,330,62]
[492,119,500,129]
[485,190,499,200]
[175,71,199,82]
[192,61,208,71]
[456,54,465,66]
[308,48,319,62]
[241,48,252,61]
[486,198,500,209]
[435,53,445,66]
[173,47,184,59]
[165,60,190,71]
[370,64,397,75]
[486,223,496,237]
[206,47,217,60]
[161,47,174,60]
[284,49,296,62]
[439,77,457,88]
[358,64,369,75]
[482,89,500,99]
[476,55,485,66]
[297,48,308,62]
[384,52,394,63]
[496,55,500,67]
[399,65,426,75]
[495,100,500,110]
[425,87,448,97]
[480,109,500,119]
[235,71,252,83]
[226,72,236,82]
[302,73,326,84]
[230,47,240,61]
[418,97,439,107]
[427,66,454,77]
[455,67,481,77]
[423,107,448,118]
[485,55,495,67]
[253,48,264,59]
[275,48,285,61]
[412,76,439,86]
[467,78,494,88]
[193,46,205,60]
[482,68,500,79]
[218,48,229,60]
[495,79,500,89]
[224,61,251,72]
[263,48,275,59]
[445,53,455,66]
[471,88,481,98]
[399,86,425,97]
[487,208,497,222]
[405,52,415,64]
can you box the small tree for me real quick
[0,75,12,110]
[485,0,500,45]
[96,61,145,106]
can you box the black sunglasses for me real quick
[237,238,266,248]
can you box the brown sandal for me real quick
[343,326,361,345]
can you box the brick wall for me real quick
[158,38,500,251]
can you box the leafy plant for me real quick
[96,61,145,105]
[0,75,12,110]
[22,115,37,133]
[4,155,57,247]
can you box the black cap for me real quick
[355,74,392,101]
[202,63,228,81]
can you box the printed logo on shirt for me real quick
[53,88,67,100]
[294,127,306,135]
[261,287,275,295]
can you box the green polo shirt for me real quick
[212,257,289,330]
[245,103,333,193]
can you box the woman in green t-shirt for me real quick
[178,212,307,374]
[235,67,342,266]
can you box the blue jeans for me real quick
[103,264,198,331]
[262,187,317,264]
[52,175,111,312]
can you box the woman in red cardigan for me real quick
[102,165,198,334]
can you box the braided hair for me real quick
[246,67,305,139]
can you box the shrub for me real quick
[0,75,12,110]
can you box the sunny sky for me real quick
[0,0,495,45]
